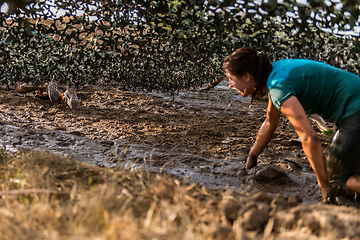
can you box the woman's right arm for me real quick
[246,94,281,169]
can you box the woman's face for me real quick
[226,71,256,97]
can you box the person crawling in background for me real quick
[16,80,80,110]
[223,47,360,204]
[0,58,80,109]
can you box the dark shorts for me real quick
[325,109,360,195]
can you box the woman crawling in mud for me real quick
[223,47,360,204]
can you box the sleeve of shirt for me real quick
[268,84,296,110]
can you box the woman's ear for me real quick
[245,73,254,82]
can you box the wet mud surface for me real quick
[0,81,335,204]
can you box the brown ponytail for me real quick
[223,47,273,101]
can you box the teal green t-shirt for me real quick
[266,59,360,125]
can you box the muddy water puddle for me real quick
[0,81,326,203]
[0,119,319,203]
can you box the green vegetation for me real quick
[0,0,360,92]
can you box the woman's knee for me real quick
[346,175,360,193]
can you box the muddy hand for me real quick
[320,186,334,204]
[246,154,258,170]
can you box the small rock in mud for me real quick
[248,191,275,204]
[254,164,293,184]
[219,198,242,224]
[241,203,270,230]
[288,193,303,204]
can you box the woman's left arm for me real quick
[280,96,331,195]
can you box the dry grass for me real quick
[0,149,355,240]
[0,150,231,240]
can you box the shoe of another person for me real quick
[64,87,80,109]
[47,81,60,102]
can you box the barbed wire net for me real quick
[0,0,360,92]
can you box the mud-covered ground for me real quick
[0,80,337,205]
[3,80,360,239]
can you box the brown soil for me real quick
[2,80,360,238]
[0,80,335,204]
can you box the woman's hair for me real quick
[222,47,273,100]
